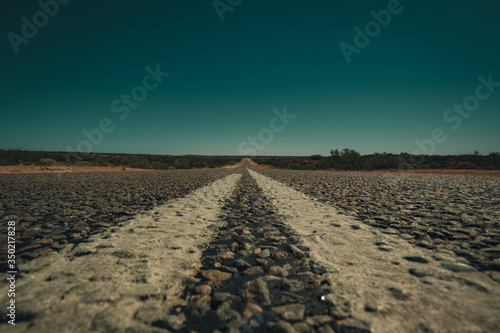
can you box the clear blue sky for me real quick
[1,0,499,156]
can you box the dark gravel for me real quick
[0,169,240,269]
[253,168,500,272]
[173,169,364,332]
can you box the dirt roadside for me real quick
[248,159,500,177]
[0,165,152,174]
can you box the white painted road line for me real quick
[0,174,241,333]
[249,168,500,333]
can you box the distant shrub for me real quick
[315,159,333,170]
[150,162,169,170]
[39,158,57,166]
[451,161,478,169]
[124,155,152,169]
[78,161,96,167]
[96,159,109,167]
[289,163,304,170]
[429,162,441,169]
[174,159,190,169]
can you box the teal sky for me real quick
[1,0,499,156]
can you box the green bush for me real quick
[150,162,169,170]
[174,159,190,169]
[451,161,478,169]
[289,163,304,170]
[315,159,333,170]
[123,155,152,169]
[39,158,58,166]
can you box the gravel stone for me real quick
[272,303,306,321]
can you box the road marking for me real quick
[0,174,241,332]
[249,168,500,333]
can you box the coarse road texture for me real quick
[248,168,500,332]
[0,173,242,332]
[0,169,240,269]
[1,161,499,332]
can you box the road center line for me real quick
[0,174,241,332]
[249,168,500,332]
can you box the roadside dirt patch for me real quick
[248,159,280,169]
[222,158,246,168]
[0,165,154,174]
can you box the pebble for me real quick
[243,302,263,318]
[194,284,212,296]
[364,300,379,312]
[272,303,306,321]
[213,292,230,304]
[334,318,372,333]
[403,256,429,263]
[440,261,476,272]
[269,265,289,277]
[260,249,271,258]
[243,266,264,275]
[200,269,232,282]
[241,278,272,306]
[218,250,235,260]
[388,287,411,300]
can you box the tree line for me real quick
[0,148,239,170]
[1,148,499,171]
[256,149,500,170]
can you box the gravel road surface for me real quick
[250,168,500,332]
[0,162,499,332]
[254,168,500,273]
[0,169,240,269]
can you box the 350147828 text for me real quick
[6,220,17,325]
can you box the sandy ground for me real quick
[249,168,500,333]
[0,174,241,332]
[0,165,152,174]
[222,158,246,168]
[0,159,246,174]
[249,159,500,177]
